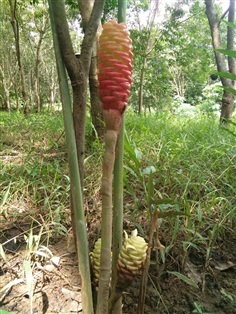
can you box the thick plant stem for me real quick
[48,1,93,313]
[110,118,125,313]
[109,2,127,313]
[118,0,127,22]
[97,129,118,314]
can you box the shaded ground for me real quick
[0,228,82,314]
[123,236,236,314]
[0,222,235,314]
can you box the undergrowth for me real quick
[123,113,236,268]
[0,110,235,267]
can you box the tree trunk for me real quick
[51,0,105,182]
[205,0,235,123]
[8,0,29,115]
[35,50,41,112]
[227,0,236,75]
[223,0,236,121]
[14,81,19,110]
[78,0,105,140]
[44,52,57,111]
[136,0,160,114]
[0,65,11,111]
[49,80,56,110]
[138,57,146,114]
[89,48,105,140]
[221,90,234,119]
[35,21,46,113]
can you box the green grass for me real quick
[123,112,236,265]
[0,111,69,234]
[124,113,236,206]
[0,110,235,265]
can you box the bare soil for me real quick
[0,221,235,314]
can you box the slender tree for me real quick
[34,8,48,112]
[78,0,105,140]
[48,1,104,312]
[135,0,160,114]
[205,0,235,123]
[8,0,28,114]
[49,0,104,184]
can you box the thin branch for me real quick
[80,0,105,73]
[219,8,230,25]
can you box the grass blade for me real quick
[23,260,34,314]
[167,271,198,288]
[0,245,7,263]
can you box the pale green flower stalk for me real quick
[96,18,133,314]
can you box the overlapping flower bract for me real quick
[90,230,147,288]
[98,20,133,115]
[117,229,147,283]
[90,238,112,289]
[90,238,101,287]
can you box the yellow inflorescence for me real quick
[117,229,147,282]
[90,238,102,286]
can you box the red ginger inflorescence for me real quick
[98,20,133,131]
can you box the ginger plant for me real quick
[95,19,133,313]
[93,16,149,313]
[50,0,147,312]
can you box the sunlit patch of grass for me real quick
[0,111,69,231]
[0,158,70,224]
[0,111,64,153]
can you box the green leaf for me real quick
[215,71,236,81]
[124,133,141,168]
[221,126,236,137]
[193,302,204,314]
[215,49,236,58]
[147,169,154,208]
[220,288,234,301]
[23,260,34,313]
[216,84,236,96]
[151,198,180,207]
[1,183,11,207]
[0,310,12,314]
[225,119,236,126]
[182,241,199,250]
[222,20,236,29]
[158,210,188,218]
[167,271,198,288]
[222,86,236,96]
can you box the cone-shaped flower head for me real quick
[90,238,102,286]
[98,20,133,131]
[90,238,112,288]
[117,229,147,283]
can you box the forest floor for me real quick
[1,210,236,314]
[0,112,236,313]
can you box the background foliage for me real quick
[0,0,229,115]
